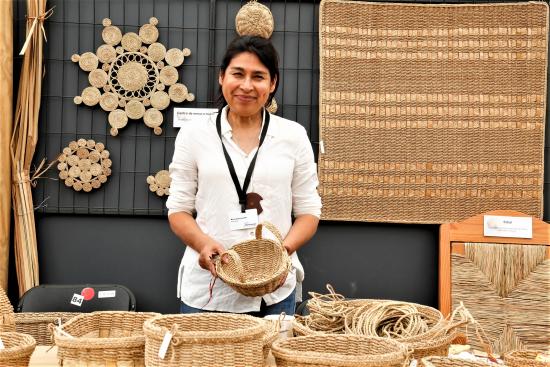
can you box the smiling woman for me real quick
[166,34,322,317]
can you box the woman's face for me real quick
[219,51,277,118]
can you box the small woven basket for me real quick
[421,356,504,367]
[216,222,292,297]
[0,287,15,333]
[14,312,80,345]
[143,313,266,367]
[271,334,410,367]
[504,350,550,367]
[53,311,159,366]
[0,332,36,367]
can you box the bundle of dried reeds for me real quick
[10,0,52,296]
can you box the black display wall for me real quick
[9,0,549,313]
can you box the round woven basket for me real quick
[421,356,503,367]
[53,311,159,366]
[0,287,15,333]
[504,350,550,367]
[271,334,409,367]
[14,312,80,346]
[216,222,292,297]
[0,332,36,367]
[143,313,266,367]
[235,0,274,39]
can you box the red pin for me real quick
[81,287,95,301]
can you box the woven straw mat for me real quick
[318,0,548,223]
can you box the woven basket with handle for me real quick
[504,350,550,367]
[14,312,80,345]
[271,334,410,367]
[0,332,36,367]
[216,222,292,297]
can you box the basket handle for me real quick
[221,249,246,282]
[255,222,284,246]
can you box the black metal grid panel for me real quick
[18,0,549,219]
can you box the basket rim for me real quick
[271,334,408,365]
[143,313,267,343]
[0,332,36,360]
[503,349,550,365]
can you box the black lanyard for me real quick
[216,109,270,212]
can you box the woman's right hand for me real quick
[198,238,226,277]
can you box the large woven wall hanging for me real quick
[57,139,111,192]
[318,0,548,223]
[72,17,194,136]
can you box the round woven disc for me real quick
[89,151,100,163]
[68,166,81,178]
[86,139,96,148]
[150,91,170,110]
[149,183,159,193]
[146,176,155,185]
[159,66,179,86]
[165,48,184,67]
[77,138,87,147]
[88,69,108,88]
[68,141,78,150]
[81,87,101,106]
[59,171,68,180]
[64,178,74,187]
[90,163,103,176]
[108,109,128,129]
[67,155,79,167]
[168,83,188,103]
[76,148,89,159]
[80,171,93,183]
[121,32,142,52]
[97,44,117,64]
[91,180,101,189]
[139,23,159,44]
[155,170,171,187]
[78,52,99,72]
[99,92,119,111]
[125,100,146,119]
[235,1,274,39]
[147,43,166,62]
[143,108,163,128]
[116,61,149,92]
[102,25,122,45]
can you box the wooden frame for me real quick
[439,209,550,316]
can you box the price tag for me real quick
[173,108,217,128]
[98,290,116,298]
[0,337,4,350]
[158,331,173,359]
[70,293,84,307]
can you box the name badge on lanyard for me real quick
[229,208,259,231]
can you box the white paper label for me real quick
[98,290,116,298]
[484,215,533,239]
[319,140,325,154]
[0,337,4,350]
[70,293,84,307]
[229,209,259,231]
[173,108,217,128]
[158,331,173,359]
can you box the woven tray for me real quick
[421,356,504,367]
[504,350,550,367]
[143,313,266,367]
[53,311,159,366]
[271,334,409,367]
[14,312,80,345]
[0,332,36,367]
[216,222,292,297]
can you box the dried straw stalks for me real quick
[10,0,52,296]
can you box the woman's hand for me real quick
[198,238,226,277]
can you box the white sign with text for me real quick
[173,108,217,128]
[483,215,533,239]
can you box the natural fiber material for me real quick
[143,313,266,367]
[0,332,36,366]
[263,319,279,359]
[147,170,171,197]
[451,243,550,354]
[14,312,79,346]
[504,350,550,367]
[0,287,15,333]
[271,335,409,367]
[73,18,193,136]
[421,356,503,367]
[53,311,158,366]
[318,0,548,224]
[215,222,292,297]
[236,0,274,39]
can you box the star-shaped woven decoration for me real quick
[72,17,194,136]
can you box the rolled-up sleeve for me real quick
[166,126,198,216]
[291,128,322,218]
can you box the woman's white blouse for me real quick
[166,106,322,312]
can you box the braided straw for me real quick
[504,350,550,367]
[0,332,36,366]
[236,0,274,39]
[0,287,15,333]
[421,356,503,367]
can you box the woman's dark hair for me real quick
[217,35,280,108]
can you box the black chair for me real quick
[16,284,136,313]
[295,299,309,316]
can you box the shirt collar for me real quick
[219,105,278,138]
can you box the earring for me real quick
[266,98,278,114]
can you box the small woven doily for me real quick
[73,17,194,136]
[58,139,112,192]
[235,1,274,39]
[147,170,171,197]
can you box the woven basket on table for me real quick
[421,356,505,367]
[0,332,36,367]
[53,311,159,366]
[14,312,80,345]
[143,313,266,367]
[0,287,15,332]
[216,222,292,297]
[271,334,410,367]
[504,350,550,367]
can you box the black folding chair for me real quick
[16,284,136,313]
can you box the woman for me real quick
[166,35,321,316]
